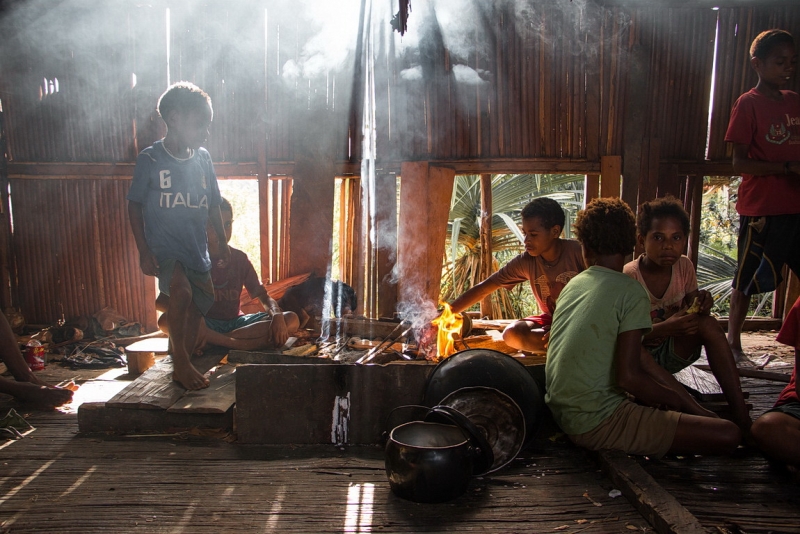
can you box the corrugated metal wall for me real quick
[1,1,799,325]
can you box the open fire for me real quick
[430,301,464,359]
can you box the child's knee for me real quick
[698,314,724,337]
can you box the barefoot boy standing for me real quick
[546,198,740,457]
[128,82,229,390]
[624,197,752,435]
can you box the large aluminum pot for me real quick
[384,421,476,503]
[423,349,544,441]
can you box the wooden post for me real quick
[479,173,493,318]
[0,105,13,311]
[684,176,703,267]
[288,153,335,278]
[376,174,398,318]
[397,162,456,308]
[584,174,600,206]
[600,155,621,198]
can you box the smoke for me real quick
[277,0,361,83]
[399,66,423,81]
[452,64,487,85]
[396,294,439,331]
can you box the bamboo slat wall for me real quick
[1,1,798,325]
[9,178,153,327]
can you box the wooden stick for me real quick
[695,364,791,384]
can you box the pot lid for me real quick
[423,349,543,441]
[437,386,526,473]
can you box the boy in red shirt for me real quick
[724,29,800,361]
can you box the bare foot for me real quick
[194,328,209,355]
[3,381,73,410]
[728,343,748,364]
[172,362,210,390]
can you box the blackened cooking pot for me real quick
[384,421,477,503]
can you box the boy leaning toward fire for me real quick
[545,197,741,457]
[623,196,752,437]
[447,197,585,353]
[725,29,800,363]
[127,81,229,391]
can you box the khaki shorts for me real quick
[569,399,681,458]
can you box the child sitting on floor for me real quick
[751,296,800,471]
[546,197,740,457]
[623,196,752,435]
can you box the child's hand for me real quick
[139,250,159,277]
[662,308,700,336]
[697,290,714,315]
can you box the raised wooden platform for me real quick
[77,349,234,434]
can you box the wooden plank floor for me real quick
[4,330,798,532]
[637,378,800,534]
[0,413,651,533]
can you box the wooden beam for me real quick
[672,161,733,176]
[375,174,398,318]
[479,173,493,318]
[600,155,622,198]
[7,159,737,180]
[599,450,708,534]
[397,162,456,308]
[288,154,335,278]
[584,174,600,206]
[684,175,703,267]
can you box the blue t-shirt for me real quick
[127,140,221,272]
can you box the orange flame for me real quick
[431,301,463,359]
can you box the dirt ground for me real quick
[739,329,796,369]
